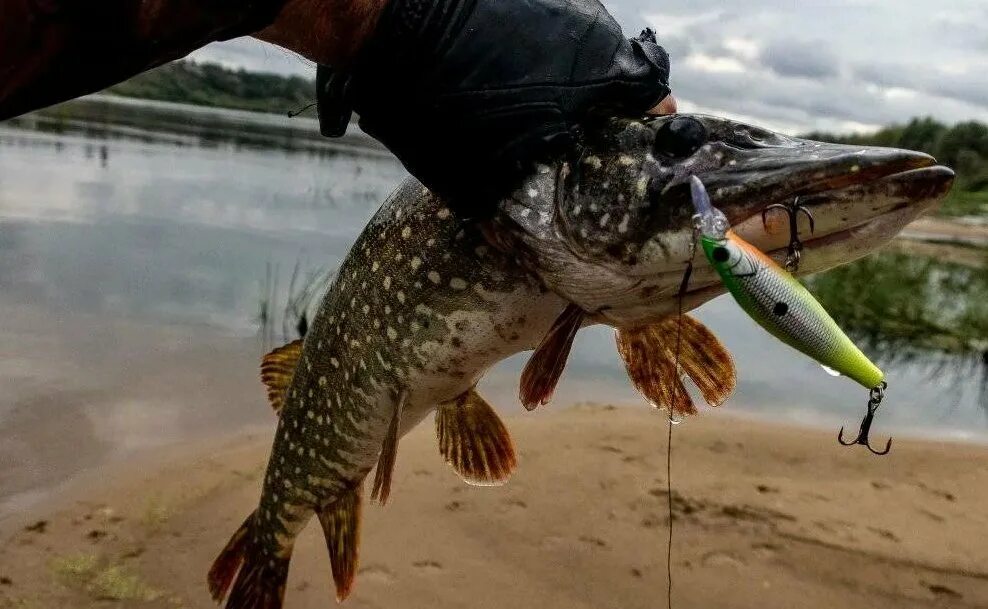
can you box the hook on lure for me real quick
[838,382,892,456]
[762,197,815,272]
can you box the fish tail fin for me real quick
[208,511,290,609]
[317,485,363,601]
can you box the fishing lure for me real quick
[689,176,892,455]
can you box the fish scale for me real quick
[246,178,568,582]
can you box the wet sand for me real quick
[2,405,987,609]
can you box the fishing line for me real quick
[665,224,699,609]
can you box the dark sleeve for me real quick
[0,0,285,120]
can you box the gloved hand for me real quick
[316,0,671,215]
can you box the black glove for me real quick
[316,0,671,216]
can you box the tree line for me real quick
[109,60,316,116]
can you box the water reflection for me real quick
[806,244,988,405]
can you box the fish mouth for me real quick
[731,164,956,273]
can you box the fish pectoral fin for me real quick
[436,388,517,486]
[616,322,697,416]
[371,389,406,505]
[664,315,736,407]
[615,315,736,415]
[260,339,304,415]
[519,303,584,410]
[317,485,362,602]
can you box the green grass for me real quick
[50,552,159,602]
[939,189,988,218]
[140,494,173,532]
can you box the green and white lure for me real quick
[689,176,892,455]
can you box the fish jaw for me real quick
[494,114,955,327]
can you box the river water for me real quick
[0,103,985,512]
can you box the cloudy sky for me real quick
[192,0,988,134]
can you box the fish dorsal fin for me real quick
[260,339,304,415]
[519,303,585,410]
[436,388,517,486]
[317,484,362,601]
[615,315,737,416]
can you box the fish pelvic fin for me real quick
[616,323,696,416]
[371,390,406,505]
[519,303,584,410]
[260,339,304,415]
[666,315,736,407]
[436,388,517,486]
[208,511,290,609]
[317,485,363,602]
[615,315,736,416]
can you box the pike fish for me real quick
[208,114,954,609]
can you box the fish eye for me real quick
[652,116,708,158]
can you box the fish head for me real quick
[492,114,955,326]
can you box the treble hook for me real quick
[838,382,892,456]
[762,196,815,272]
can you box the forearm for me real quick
[254,0,386,66]
[0,0,381,121]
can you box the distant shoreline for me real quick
[5,94,389,156]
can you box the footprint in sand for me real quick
[924,582,962,599]
[359,565,397,584]
[751,543,779,560]
[578,536,608,548]
[866,526,900,542]
[701,552,746,568]
[412,561,443,574]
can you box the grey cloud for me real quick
[758,39,839,79]
[854,62,988,109]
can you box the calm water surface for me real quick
[0,116,985,458]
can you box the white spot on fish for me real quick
[330,358,339,368]
[383,276,391,290]
[371,260,379,272]
[362,304,370,314]
[573,205,582,216]
[387,327,398,340]
[599,212,610,228]
[450,277,467,290]
[520,208,531,218]
[850,165,860,173]
[318,376,327,387]
[618,154,636,166]
[410,257,422,270]
[401,226,412,239]
[618,213,630,233]
[426,238,436,247]
[584,156,603,169]
[397,291,406,303]
[437,208,451,219]
[428,271,441,284]
[527,188,539,198]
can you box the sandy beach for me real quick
[2,405,987,609]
